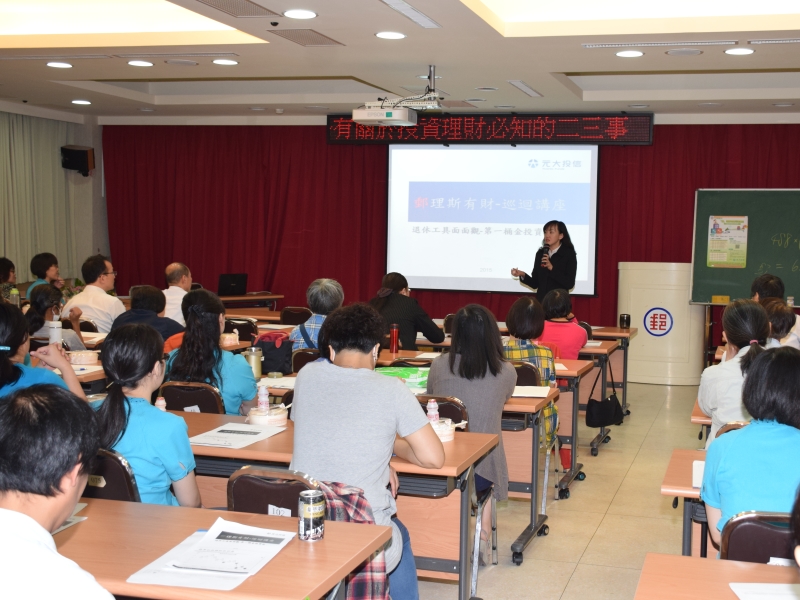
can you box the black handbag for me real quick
[254,332,293,375]
[585,360,624,428]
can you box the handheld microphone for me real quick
[541,243,550,267]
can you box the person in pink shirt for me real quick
[538,289,586,359]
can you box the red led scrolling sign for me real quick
[327,113,653,145]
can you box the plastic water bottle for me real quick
[155,397,167,412]
[426,399,439,422]
[258,385,270,411]
[8,288,19,308]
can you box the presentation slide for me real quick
[387,145,599,294]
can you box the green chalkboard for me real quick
[691,189,800,303]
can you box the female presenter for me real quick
[511,220,577,301]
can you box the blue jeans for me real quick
[388,517,418,600]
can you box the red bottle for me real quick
[389,324,399,353]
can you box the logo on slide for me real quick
[528,159,538,168]
[643,307,673,337]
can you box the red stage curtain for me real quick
[104,124,800,336]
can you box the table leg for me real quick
[620,338,630,415]
[510,410,548,564]
[557,377,584,498]
[589,355,612,456]
[457,466,473,600]
[682,499,693,556]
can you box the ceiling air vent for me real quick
[115,52,239,58]
[268,30,344,47]
[195,0,280,17]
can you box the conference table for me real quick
[55,498,390,600]
[226,308,282,323]
[661,448,706,557]
[180,412,497,600]
[634,552,800,599]
[692,400,712,441]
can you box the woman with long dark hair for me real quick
[368,272,444,351]
[426,304,516,560]
[26,285,86,350]
[511,220,578,301]
[0,257,15,303]
[165,289,257,415]
[95,323,200,507]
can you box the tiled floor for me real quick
[418,382,701,599]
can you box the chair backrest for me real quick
[389,358,433,368]
[417,395,469,430]
[578,321,593,341]
[29,338,50,352]
[281,389,294,419]
[81,448,141,502]
[292,348,319,373]
[717,421,749,437]
[160,381,225,414]
[63,319,98,333]
[190,282,204,290]
[227,466,318,515]
[720,511,793,563]
[224,317,258,342]
[443,313,455,334]
[280,307,313,326]
[512,361,542,386]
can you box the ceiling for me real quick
[2,0,800,125]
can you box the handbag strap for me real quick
[298,323,316,349]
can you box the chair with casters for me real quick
[224,317,258,342]
[190,282,204,290]
[511,361,542,386]
[81,448,141,503]
[227,466,318,516]
[280,307,312,326]
[443,313,455,334]
[577,321,593,341]
[279,389,293,419]
[720,511,793,563]
[61,318,100,333]
[389,358,433,368]
[471,470,498,595]
[416,395,469,429]
[292,348,319,373]
[160,381,225,414]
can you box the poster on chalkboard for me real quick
[707,216,748,268]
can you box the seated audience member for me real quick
[25,252,65,299]
[368,272,444,351]
[62,255,125,334]
[698,299,769,446]
[0,385,113,599]
[291,303,444,598]
[26,285,86,351]
[165,289,257,415]
[427,304,516,562]
[289,278,344,351]
[0,257,15,302]
[0,304,84,399]
[163,263,192,326]
[111,285,184,342]
[503,297,556,387]
[750,272,784,302]
[701,347,800,545]
[760,297,796,349]
[95,324,200,507]
[539,289,587,359]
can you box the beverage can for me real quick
[298,490,325,541]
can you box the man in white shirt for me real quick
[63,254,125,333]
[163,262,192,326]
[0,384,113,600]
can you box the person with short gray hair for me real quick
[289,278,344,351]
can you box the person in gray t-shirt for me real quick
[291,303,443,599]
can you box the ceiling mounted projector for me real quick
[353,64,441,126]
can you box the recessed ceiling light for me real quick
[276,108,284,114]
[666,48,703,56]
[128,60,153,67]
[725,48,754,55]
[466,98,486,102]
[494,105,514,109]
[46,62,72,69]
[417,74,441,79]
[72,100,91,105]
[475,87,498,91]
[249,107,266,111]
[376,32,406,40]
[773,103,795,107]
[507,80,542,98]
[616,50,644,58]
[284,9,316,19]
[628,104,650,108]
[213,59,238,65]
[698,102,722,107]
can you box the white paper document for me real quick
[692,460,705,488]
[415,352,440,359]
[82,333,108,342]
[54,365,104,376]
[512,386,551,398]
[267,378,296,389]
[258,324,291,330]
[730,583,800,600]
[190,423,286,449]
[554,363,567,371]
[53,503,87,535]
[583,341,602,347]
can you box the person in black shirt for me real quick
[368,273,445,351]
[511,220,577,301]
[111,285,184,343]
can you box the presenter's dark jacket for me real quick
[520,245,578,301]
[368,293,445,351]
[111,309,185,343]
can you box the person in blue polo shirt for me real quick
[94,323,201,507]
